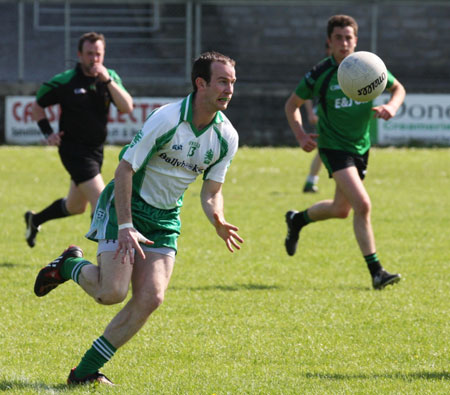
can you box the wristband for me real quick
[105,78,112,85]
[37,119,54,137]
[118,222,134,230]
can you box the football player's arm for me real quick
[284,93,318,152]
[114,159,153,264]
[372,78,406,120]
[31,101,63,146]
[200,179,243,253]
[304,99,319,126]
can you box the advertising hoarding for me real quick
[5,96,180,145]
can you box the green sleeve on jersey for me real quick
[108,69,128,92]
[36,69,76,102]
[294,78,314,101]
[119,144,129,160]
[385,70,395,90]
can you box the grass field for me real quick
[0,145,449,394]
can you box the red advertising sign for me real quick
[5,96,180,145]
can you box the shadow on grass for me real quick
[173,283,282,292]
[305,284,370,292]
[313,284,403,292]
[304,370,449,381]
[0,379,75,391]
[335,284,372,292]
[0,262,16,268]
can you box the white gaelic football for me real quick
[337,51,388,102]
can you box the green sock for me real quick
[60,257,90,284]
[364,253,382,276]
[302,210,313,224]
[74,336,117,379]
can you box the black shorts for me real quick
[59,141,104,185]
[319,148,369,180]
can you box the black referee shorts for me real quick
[319,148,369,180]
[59,141,104,185]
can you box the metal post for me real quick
[195,2,202,58]
[154,0,161,31]
[371,2,378,53]
[64,0,71,69]
[18,0,25,81]
[185,1,193,83]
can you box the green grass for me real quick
[0,146,448,394]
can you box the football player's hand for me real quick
[372,104,397,120]
[91,64,110,82]
[308,114,319,126]
[213,213,244,253]
[298,133,318,152]
[46,131,64,146]
[115,227,154,264]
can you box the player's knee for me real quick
[71,207,86,215]
[136,292,165,316]
[354,198,372,217]
[334,206,351,219]
[66,203,87,215]
[150,292,165,311]
[95,287,128,305]
[145,292,165,314]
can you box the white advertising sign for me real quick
[374,94,450,145]
[5,96,180,145]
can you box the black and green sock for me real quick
[74,336,117,379]
[293,210,313,230]
[364,253,382,276]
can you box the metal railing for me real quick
[33,1,161,32]
[15,0,194,82]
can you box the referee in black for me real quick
[25,32,133,248]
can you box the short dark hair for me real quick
[78,32,106,53]
[327,15,358,38]
[191,51,236,92]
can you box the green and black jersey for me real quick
[36,63,128,147]
[295,56,395,154]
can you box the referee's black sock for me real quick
[292,210,313,230]
[33,198,71,227]
[364,253,382,277]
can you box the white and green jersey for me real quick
[122,94,238,210]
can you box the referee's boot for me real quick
[34,245,83,297]
[24,211,40,248]
[372,269,401,290]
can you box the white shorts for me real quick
[97,239,176,259]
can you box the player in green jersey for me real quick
[284,15,406,289]
[33,51,243,385]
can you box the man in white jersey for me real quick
[33,51,243,386]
